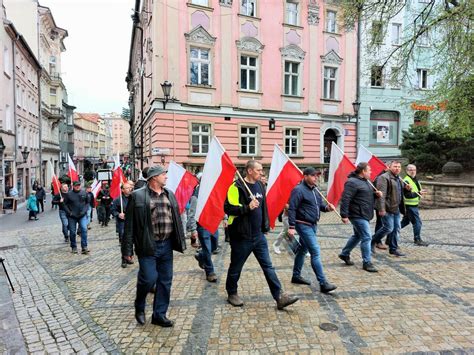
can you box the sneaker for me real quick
[363,262,378,273]
[212,246,221,255]
[194,253,204,269]
[338,254,354,266]
[64,237,69,243]
[227,294,244,307]
[414,239,429,246]
[273,242,281,254]
[121,260,127,268]
[291,276,311,285]
[320,282,337,294]
[389,249,406,257]
[206,273,218,283]
[276,292,299,310]
[81,248,90,255]
[306,252,310,257]
[71,248,78,254]
[375,242,388,250]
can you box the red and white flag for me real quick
[67,154,79,183]
[266,145,303,228]
[110,153,126,199]
[327,142,356,206]
[91,178,101,206]
[166,161,199,214]
[49,161,61,195]
[195,137,236,233]
[356,145,387,181]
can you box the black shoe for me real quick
[363,262,378,273]
[135,311,145,325]
[212,246,221,255]
[194,253,204,269]
[64,237,69,243]
[151,315,174,327]
[414,239,429,246]
[320,282,337,293]
[121,261,127,268]
[81,248,90,255]
[389,249,406,257]
[71,248,78,254]
[291,276,311,285]
[338,254,354,266]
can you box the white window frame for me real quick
[286,1,299,26]
[391,23,401,45]
[240,55,258,91]
[3,46,11,76]
[390,67,400,88]
[191,0,208,6]
[190,122,212,155]
[5,104,13,131]
[284,127,301,156]
[419,28,430,46]
[239,125,258,156]
[417,69,429,89]
[323,66,338,99]
[241,0,256,17]
[372,21,384,44]
[326,10,337,33]
[284,61,300,96]
[189,46,211,86]
[371,66,384,87]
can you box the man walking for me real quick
[122,166,186,327]
[401,164,429,246]
[288,167,337,293]
[371,161,411,257]
[224,160,298,310]
[111,181,134,267]
[338,163,382,272]
[53,183,70,242]
[63,181,90,254]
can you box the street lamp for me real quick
[0,137,5,156]
[352,101,361,116]
[21,147,30,163]
[269,118,276,131]
[161,81,172,110]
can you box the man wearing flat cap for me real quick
[122,165,186,327]
[288,167,337,293]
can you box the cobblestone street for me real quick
[1,204,473,354]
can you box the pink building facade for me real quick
[127,0,357,173]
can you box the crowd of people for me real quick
[45,158,428,328]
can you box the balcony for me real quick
[50,72,63,86]
[41,104,64,126]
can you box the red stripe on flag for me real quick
[175,172,199,214]
[368,155,387,181]
[110,167,126,199]
[52,175,61,195]
[198,152,236,233]
[327,155,355,206]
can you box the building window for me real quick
[220,0,232,5]
[417,69,429,89]
[49,56,56,74]
[419,28,429,46]
[390,67,400,88]
[369,110,399,146]
[241,0,256,17]
[326,10,337,33]
[190,47,210,85]
[3,46,11,75]
[240,126,257,155]
[284,61,299,96]
[191,123,211,154]
[286,1,299,26]
[391,23,401,45]
[50,88,57,96]
[323,67,337,99]
[191,0,208,5]
[372,21,384,44]
[240,55,258,91]
[371,66,384,87]
[5,105,12,131]
[285,128,300,155]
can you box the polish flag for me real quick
[166,161,199,214]
[91,179,102,207]
[67,154,79,183]
[266,145,303,228]
[110,153,126,199]
[49,161,61,195]
[327,142,356,206]
[195,137,237,234]
[356,145,387,181]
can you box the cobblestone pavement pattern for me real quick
[0,201,473,354]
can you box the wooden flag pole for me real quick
[398,176,422,198]
[235,170,256,200]
[119,176,124,214]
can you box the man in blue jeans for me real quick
[63,181,90,254]
[338,163,382,272]
[224,160,299,310]
[53,183,70,242]
[371,161,412,256]
[288,167,337,293]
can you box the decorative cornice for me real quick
[236,37,264,53]
[308,2,320,26]
[184,25,216,45]
[280,44,306,61]
[321,50,343,65]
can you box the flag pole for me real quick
[398,176,422,198]
[49,161,62,199]
[119,177,123,214]
[275,145,342,218]
[235,170,256,200]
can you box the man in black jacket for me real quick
[338,163,382,272]
[224,160,298,310]
[122,165,186,327]
[63,181,90,254]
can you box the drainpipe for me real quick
[355,5,362,155]
[11,36,18,192]
[132,11,144,171]
[37,10,43,185]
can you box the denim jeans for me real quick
[87,206,92,225]
[274,215,289,247]
[401,206,422,240]
[59,210,69,239]
[340,218,372,264]
[372,212,401,253]
[68,215,88,250]
[226,233,282,300]
[197,225,217,275]
[211,231,219,252]
[293,223,327,285]
[135,239,173,318]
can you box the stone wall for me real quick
[420,181,474,209]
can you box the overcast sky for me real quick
[39,0,133,115]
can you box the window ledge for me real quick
[238,155,263,159]
[320,98,341,103]
[281,94,304,99]
[188,154,207,158]
[323,30,341,36]
[187,3,214,11]
[4,71,11,79]
[283,23,303,30]
[368,144,399,148]
[238,14,261,21]
[186,84,216,90]
[370,86,385,89]
[288,155,304,159]
[238,90,263,95]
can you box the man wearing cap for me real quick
[63,181,90,254]
[122,165,186,327]
[288,167,337,293]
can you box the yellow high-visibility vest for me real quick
[403,175,420,206]
[227,183,242,225]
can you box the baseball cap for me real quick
[147,165,167,180]
[73,181,81,186]
[303,167,322,176]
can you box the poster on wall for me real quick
[377,122,390,143]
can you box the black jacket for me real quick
[224,179,270,240]
[288,180,328,227]
[340,172,377,221]
[52,193,66,211]
[63,189,89,219]
[122,186,186,257]
[35,186,46,200]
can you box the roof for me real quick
[75,113,101,123]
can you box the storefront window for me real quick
[369,110,399,146]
